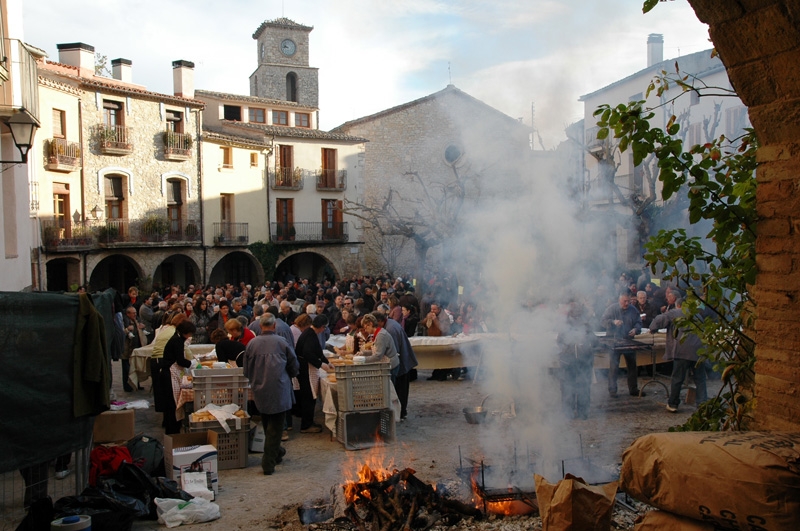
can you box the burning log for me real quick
[340,465,483,531]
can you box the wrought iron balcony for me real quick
[97,124,133,155]
[41,219,95,252]
[213,222,249,246]
[163,131,193,161]
[270,168,304,190]
[45,138,81,172]
[270,222,348,244]
[94,217,201,246]
[316,169,347,191]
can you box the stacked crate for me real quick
[334,362,395,450]
[189,368,250,469]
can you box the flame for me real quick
[342,445,399,504]
[470,470,536,516]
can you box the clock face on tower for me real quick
[280,39,296,57]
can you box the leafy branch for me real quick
[595,91,758,430]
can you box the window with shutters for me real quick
[166,110,184,133]
[320,148,337,189]
[725,106,749,140]
[52,109,66,138]
[103,100,124,127]
[221,146,233,169]
[104,175,125,220]
[167,179,185,236]
[276,198,294,240]
[250,152,259,167]
[53,183,70,237]
[321,199,343,239]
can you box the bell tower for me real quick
[249,18,319,107]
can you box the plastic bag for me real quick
[155,497,220,528]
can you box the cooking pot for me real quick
[463,394,516,424]
[462,406,487,424]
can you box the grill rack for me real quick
[457,445,538,514]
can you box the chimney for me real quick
[647,34,664,67]
[172,60,195,99]
[56,42,95,77]
[111,58,132,83]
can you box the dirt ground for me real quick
[116,359,719,530]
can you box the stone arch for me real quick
[687,1,800,429]
[161,171,193,199]
[153,253,201,292]
[274,249,340,284]
[97,166,135,196]
[208,250,264,287]
[88,253,145,293]
[44,256,81,292]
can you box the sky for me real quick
[22,0,710,148]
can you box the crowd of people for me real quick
[112,269,712,473]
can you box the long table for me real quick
[129,343,215,388]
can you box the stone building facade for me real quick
[687,0,800,430]
[333,85,532,276]
[34,43,207,292]
[249,18,319,108]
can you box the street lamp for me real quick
[90,205,103,220]
[0,111,39,164]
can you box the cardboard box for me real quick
[92,410,135,443]
[164,431,219,496]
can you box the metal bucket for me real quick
[462,406,487,424]
[463,394,516,424]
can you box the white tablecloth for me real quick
[129,343,216,388]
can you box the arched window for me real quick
[286,72,298,102]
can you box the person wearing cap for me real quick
[208,300,237,334]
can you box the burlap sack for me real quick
[534,473,617,531]
[621,432,800,531]
[634,510,717,531]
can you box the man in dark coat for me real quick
[293,315,330,433]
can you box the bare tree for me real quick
[343,164,477,297]
[364,230,408,277]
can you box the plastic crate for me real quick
[334,362,391,412]
[336,409,395,451]
[189,415,250,469]
[192,368,250,409]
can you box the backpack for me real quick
[127,434,165,477]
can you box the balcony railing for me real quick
[270,168,304,190]
[213,222,249,246]
[316,169,347,191]
[45,138,81,172]
[94,218,201,246]
[97,124,133,155]
[40,219,95,252]
[270,222,348,244]
[163,131,193,161]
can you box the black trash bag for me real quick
[15,497,53,531]
[54,486,144,531]
[113,462,192,520]
[154,476,193,502]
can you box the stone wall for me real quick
[688,0,800,430]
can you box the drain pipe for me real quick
[195,109,206,285]
[78,98,88,287]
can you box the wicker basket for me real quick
[334,362,391,412]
